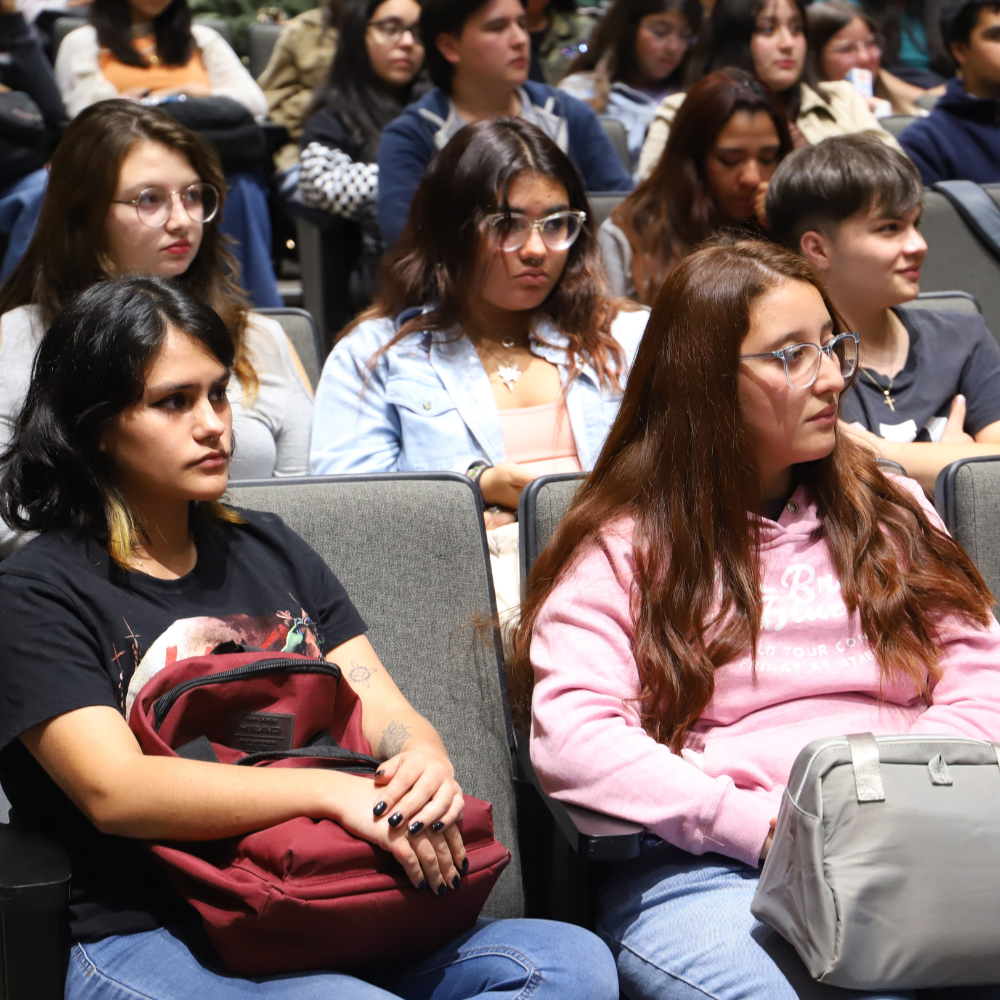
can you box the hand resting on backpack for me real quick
[21,635,468,896]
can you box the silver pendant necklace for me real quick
[480,336,522,391]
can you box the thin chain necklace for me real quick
[478,336,525,392]
[860,367,896,411]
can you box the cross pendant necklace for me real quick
[481,337,523,392]
[861,368,895,411]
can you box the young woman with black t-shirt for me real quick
[0,276,617,1000]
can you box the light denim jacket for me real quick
[310,307,650,475]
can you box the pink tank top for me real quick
[497,401,583,476]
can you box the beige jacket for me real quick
[257,8,338,171]
[636,79,902,180]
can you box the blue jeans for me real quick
[0,168,48,281]
[219,170,283,309]
[596,842,1000,1000]
[65,917,618,999]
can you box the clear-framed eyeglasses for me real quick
[739,331,859,388]
[367,16,422,44]
[483,210,588,252]
[112,183,220,228]
[828,33,884,57]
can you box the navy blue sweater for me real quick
[899,79,1000,184]
[376,80,633,246]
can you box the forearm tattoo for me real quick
[348,660,377,687]
[377,719,412,760]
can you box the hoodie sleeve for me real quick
[376,111,435,247]
[529,531,776,867]
[898,120,950,186]
[559,89,633,193]
[0,12,66,131]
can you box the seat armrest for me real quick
[515,737,643,861]
[0,825,71,913]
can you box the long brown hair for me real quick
[611,68,793,304]
[509,239,993,750]
[0,101,258,395]
[353,118,627,387]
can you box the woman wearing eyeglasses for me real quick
[310,118,648,613]
[298,0,426,254]
[509,237,1000,1000]
[556,0,703,176]
[0,101,313,555]
[807,0,939,117]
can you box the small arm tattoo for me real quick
[348,660,376,687]
[378,719,412,759]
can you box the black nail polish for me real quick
[432,821,445,833]
[375,770,386,778]
[452,875,462,890]
[373,801,388,817]
[437,883,449,897]
[409,820,424,835]
[388,812,404,827]
[461,857,469,874]
[417,880,427,892]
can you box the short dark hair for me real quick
[0,277,238,566]
[765,133,923,250]
[942,0,1000,46]
[421,0,520,90]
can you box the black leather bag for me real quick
[154,95,265,172]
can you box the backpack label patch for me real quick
[226,711,295,754]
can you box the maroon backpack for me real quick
[127,647,511,976]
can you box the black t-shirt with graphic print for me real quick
[840,307,1000,442]
[0,509,367,943]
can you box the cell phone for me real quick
[846,67,874,98]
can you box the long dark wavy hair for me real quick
[0,277,241,568]
[0,101,258,396]
[509,239,993,749]
[306,0,426,162]
[562,0,703,110]
[355,118,627,388]
[611,68,792,303]
[90,0,194,67]
[688,0,818,118]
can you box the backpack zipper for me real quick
[152,658,342,731]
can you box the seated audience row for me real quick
[52,0,282,307]
[0,273,620,1000]
[599,67,792,301]
[312,118,649,610]
[511,235,1000,1000]
[376,0,632,246]
[636,0,899,179]
[767,133,1000,490]
[899,0,1000,184]
[0,102,313,555]
[557,0,702,175]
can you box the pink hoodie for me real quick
[529,476,1000,867]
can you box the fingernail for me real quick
[388,812,403,827]
[409,820,424,835]
[437,883,448,897]
[375,770,386,778]
[461,857,469,874]
[417,880,427,892]
[452,875,462,890]
[373,801,387,817]
[432,821,445,833]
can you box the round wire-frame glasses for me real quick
[112,183,220,229]
[739,331,860,389]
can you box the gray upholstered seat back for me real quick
[518,474,585,595]
[226,474,523,917]
[249,21,283,80]
[882,114,917,138]
[919,190,1000,343]
[587,193,628,230]
[936,457,1000,605]
[900,291,981,315]
[256,307,324,391]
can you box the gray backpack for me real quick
[751,733,1000,990]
